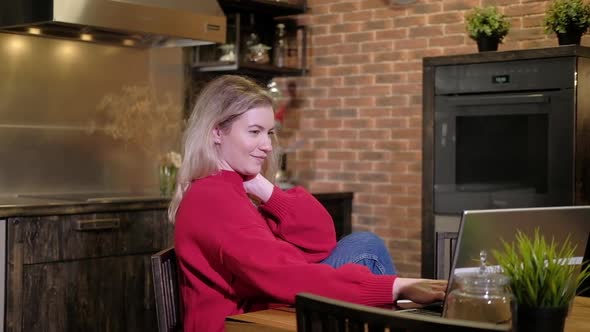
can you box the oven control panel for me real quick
[435,57,575,95]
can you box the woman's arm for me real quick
[243,174,337,262]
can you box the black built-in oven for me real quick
[434,58,575,214]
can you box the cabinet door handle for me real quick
[75,218,121,231]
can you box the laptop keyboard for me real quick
[397,302,443,316]
[409,308,443,316]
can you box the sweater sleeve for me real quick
[260,186,337,263]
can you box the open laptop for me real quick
[398,205,590,317]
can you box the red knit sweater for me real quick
[174,170,397,331]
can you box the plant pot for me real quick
[556,31,583,45]
[516,305,568,332]
[476,36,500,52]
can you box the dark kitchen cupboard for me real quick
[5,208,172,332]
[314,192,353,240]
[190,0,307,80]
[3,192,351,331]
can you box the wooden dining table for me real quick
[225,296,590,332]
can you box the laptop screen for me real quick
[442,205,590,314]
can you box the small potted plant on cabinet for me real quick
[493,229,590,332]
[465,6,510,52]
[544,0,590,45]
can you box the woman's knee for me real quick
[342,232,396,275]
[342,232,387,252]
[323,231,396,275]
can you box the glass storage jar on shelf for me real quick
[247,43,271,64]
[280,20,306,69]
[218,44,236,62]
[273,23,287,67]
[243,32,260,62]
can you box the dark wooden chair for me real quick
[151,247,183,332]
[295,293,511,332]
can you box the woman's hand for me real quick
[392,278,447,304]
[243,173,274,203]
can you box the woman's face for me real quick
[214,106,275,177]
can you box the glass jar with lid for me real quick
[218,44,236,62]
[273,23,288,67]
[248,43,271,64]
[443,271,514,326]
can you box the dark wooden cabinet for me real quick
[218,0,306,15]
[314,192,353,240]
[5,209,172,332]
[2,191,351,331]
[191,0,307,80]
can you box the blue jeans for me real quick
[320,232,397,275]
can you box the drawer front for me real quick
[19,255,156,331]
[10,209,169,264]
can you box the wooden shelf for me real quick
[218,0,306,16]
[190,1,307,81]
[193,61,305,78]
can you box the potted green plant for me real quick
[544,0,590,45]
[465,6,510,52]
[493,229,590,332]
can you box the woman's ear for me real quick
[212,127,222,144]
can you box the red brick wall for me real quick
[279,0,573,277]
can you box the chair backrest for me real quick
[151,247,183,332]
[295,293,511,332]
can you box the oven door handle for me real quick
[448,94,548,106]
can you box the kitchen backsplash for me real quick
[0,33,184,195]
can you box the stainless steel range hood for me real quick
[0,0,226,48]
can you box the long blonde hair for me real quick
[168,75,278,223]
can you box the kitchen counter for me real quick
[0,194,169,218]
[1,191,352,331]
[0,193,354,229]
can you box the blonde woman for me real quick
[170,75,446,332]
